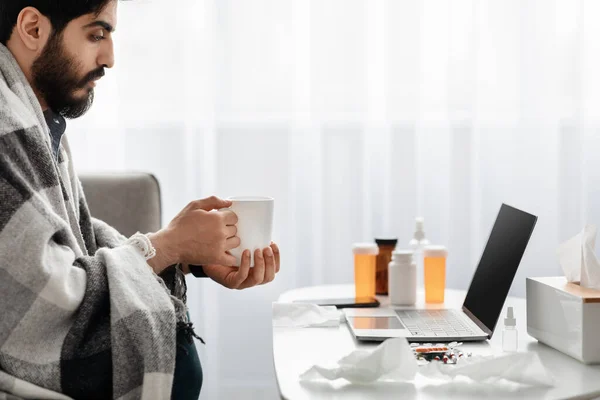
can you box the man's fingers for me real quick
[225,225,238,239]
[271,242,280,273]
[218,253,238,267]
[251,248,266,285]
[225,236,241,251]
[263,247,276,284]
[220,210,238,226]
[239,249,264,289]
[191,196,232,212]
[233,250,251,288]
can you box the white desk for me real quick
[273,284,600,400]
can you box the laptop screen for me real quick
[462,204,538,335]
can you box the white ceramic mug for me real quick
[225,196,274,267]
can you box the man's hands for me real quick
[148,196,240,274]
[201,243,281,290]
[146,196,281,289]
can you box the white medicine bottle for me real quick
[388,250,417,306]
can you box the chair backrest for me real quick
[79,172,162,237]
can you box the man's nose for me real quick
[98,39,115,69]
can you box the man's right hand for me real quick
[147,196,240,274]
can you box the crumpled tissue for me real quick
[298,338,554,388]
[272,302,344,328]
[419,352,555,387]
[558,225,600,290]
[299,338,417,384]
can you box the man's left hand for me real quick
[201,243,280,290]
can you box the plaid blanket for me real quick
[0,43,186,399]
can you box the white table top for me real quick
[273,284,600,400]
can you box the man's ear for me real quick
[14,7,52,52]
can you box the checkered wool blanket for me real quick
[0,43,186,400]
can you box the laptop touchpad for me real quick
[350,317,405,330]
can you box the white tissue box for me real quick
[527,277,600,364]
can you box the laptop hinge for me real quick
[462,306,493,338]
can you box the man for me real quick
[0,1,280,399]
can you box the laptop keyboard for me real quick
[396,310,477,337]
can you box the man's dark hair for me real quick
[0,0,113,45]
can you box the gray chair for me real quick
[79,172,162,237]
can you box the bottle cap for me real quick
[504,307,516,327]
[423,245,448,258]
[391,250,413,263]
[375,238,398,247]
[414,217,426,241]
[353,243,379,256]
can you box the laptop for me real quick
[345,204,538,342]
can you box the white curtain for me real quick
[68,0,600,398]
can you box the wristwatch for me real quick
[188,264,208,278]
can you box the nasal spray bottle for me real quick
[502,307,518,352]
[409,218,430,291]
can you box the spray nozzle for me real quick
[414,217,426,241]
[504,306,516,327]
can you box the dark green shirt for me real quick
[172,317,203,400]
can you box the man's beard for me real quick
[31,32,105,119]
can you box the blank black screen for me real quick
[463,204,537,334]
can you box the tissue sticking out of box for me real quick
[558,225,600,290]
